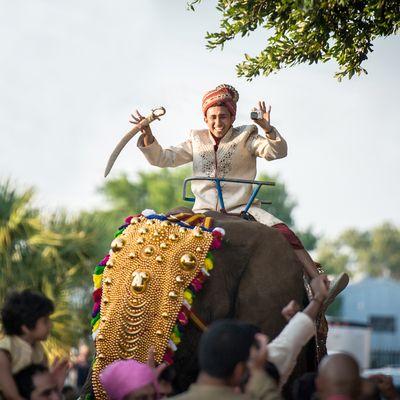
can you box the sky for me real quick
[0,0,399,237]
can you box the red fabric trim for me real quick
[272,223,304,250]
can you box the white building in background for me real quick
[327,277,400,368]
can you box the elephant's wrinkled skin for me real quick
[82,209,317,399]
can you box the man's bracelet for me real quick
[311,296,325,305]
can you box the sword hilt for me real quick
[148,107,166,122]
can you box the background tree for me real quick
[0,181,105,357]
[316,222,400,278]
[188,0,400,80]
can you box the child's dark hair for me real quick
[1,290,54,335]
[14,364,49,399]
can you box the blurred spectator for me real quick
[0,290,54,400]
[316,353,361,400]
[158,365,175,397]
[100,359,159,400]
[61,385,79,400]
[73,344,90,389]
[13,364,60,400]
[360,378,381,400]
[170,319,281,400]
[365,374,400,400]
[291,372,317,400]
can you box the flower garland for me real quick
[91,210,225,365]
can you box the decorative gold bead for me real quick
[155,255,163,263]
[169,233,178,241]
[130,217,139,225]
[131,270,150,294]
[111,237,125,251]
[168,291,178,299]
[153,230,160,237]
[146,220,155,225]
[161,221,171,226]
[195,247,202,253]
[161,312,169,318]
[156,330,163,336]
[138,227,148,234]
[106,259,114,267]
[128,252,137,259]
[103,297,109,304]
[160,242,168,249]
[179,227,187,233]
[104,277,112,285]
[137,237,145,244]
[97,334,104,340]
[193,228,203,238]
[176,275,184,283]
[180,253,197,271]
[98,353,105,359]
[143,246,155,256]
[101,317,107,322]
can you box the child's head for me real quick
[1,290,54,341]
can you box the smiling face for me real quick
[204,105,235,139]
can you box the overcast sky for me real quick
[1,0,399,237]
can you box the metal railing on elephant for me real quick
[182,176,275,218]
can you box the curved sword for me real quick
[104,107,166,177]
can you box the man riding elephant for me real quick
[131,84,348,308]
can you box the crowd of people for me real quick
[0,277,399,400]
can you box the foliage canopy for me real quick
[316,222,400,278]
[188,0,400,80]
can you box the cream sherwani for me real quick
[137,125,287,226]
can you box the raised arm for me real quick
[247,101,288,160]
[131,109,193,168]
[267,275,329,387]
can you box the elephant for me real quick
[83,208,319,399]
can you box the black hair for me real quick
[292,372,317,400]
[1,290,54,335]
[14,364,48,399]
[62,385,79,400]
[264,361,280,385]
[198,319,258,379]
[159,365,176,383]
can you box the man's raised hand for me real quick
[281,300,301,321]
[247,333,269,371]
[130,109,154,146]
[252,101,274,137]
[310,274,330,302]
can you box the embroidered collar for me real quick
[208,127,234,147]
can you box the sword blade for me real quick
[104,124,142,178]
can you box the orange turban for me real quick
[202,84,239,117]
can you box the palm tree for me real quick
[0,180,106,357]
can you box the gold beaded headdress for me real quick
[91,214,216,399]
